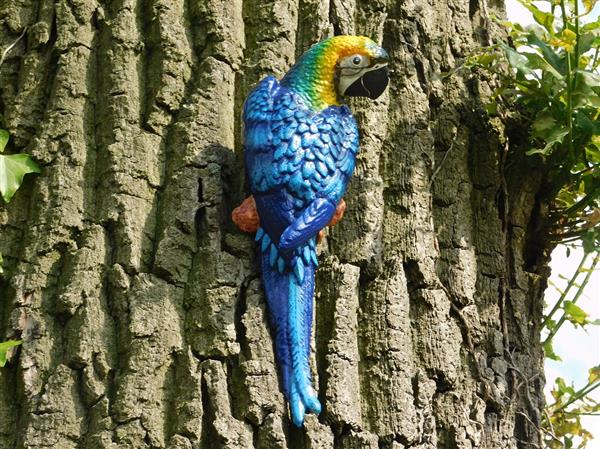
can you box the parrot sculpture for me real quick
[232,35,389,427]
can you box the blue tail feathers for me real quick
[258,228,320,426]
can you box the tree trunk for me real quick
[0,0,548,448]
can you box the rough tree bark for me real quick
[0,0,549,448]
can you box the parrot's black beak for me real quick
[344,65,389,100]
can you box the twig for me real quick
[550,380,600,414]
[506,349,540,421]
[543,252,600,345]
[0,28,27,72]
[543,409,561,444]
[542,252,589,328]
[591,46,599,69]
[513,434,541,449]
[397,39,426,59]
[516,411,543,448]
[429,128,458,187]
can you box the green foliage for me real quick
[467,0,600,251]
[542,249,599,448]
[0,129,38,366]
[0,128,40,275]
[0,129,40,203]
[0,340,22,367]
[465,1,600,447]
[0,33,36,370]
[545,368,600,449]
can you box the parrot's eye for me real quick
[339,54,370,69]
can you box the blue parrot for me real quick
[239,35,389,426]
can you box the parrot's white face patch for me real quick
[336,53,389,98]
[336,54,370,95]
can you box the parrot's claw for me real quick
[232,196,260,233]
[328,198,346,226]
[232,195,346,241]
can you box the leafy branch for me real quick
[542,251,589,328]
[463,0,600,447]
[543,251,600,354]
[544,367,600,449]
[467,0,600,251]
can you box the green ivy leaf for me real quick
[485,101,498,115]
[579,22,600,53]
[577,70,600,87]
[477,52,498,67]
[524,52,563,80]
[500,43,535,76]
[586,145,600,163]
[563,300,588,325]
[526,32,565,73]
[527,125,569,155]
[0,130,8,152]
[517,0,555,32]
[575,112,596,140]
[532,113,556,134]
[0,340,22,367]
[565,434,574,449]
[556,377,577,396]
[544,340,562,361]
[0,153,41,202]
[581,230,598,253]
[589,366,600,383]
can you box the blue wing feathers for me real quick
[279,198,336,252]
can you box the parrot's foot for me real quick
[232,196,260,232]
[317,198,345,242]
[232,196,346,242]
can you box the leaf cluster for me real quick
[468,0,600,251]
[0,129,39,366]
[544,368,600,449]
[465,2,600,447]
[540,249,599,449]
[543,251,600,363]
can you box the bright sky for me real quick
[504,1,600,446]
